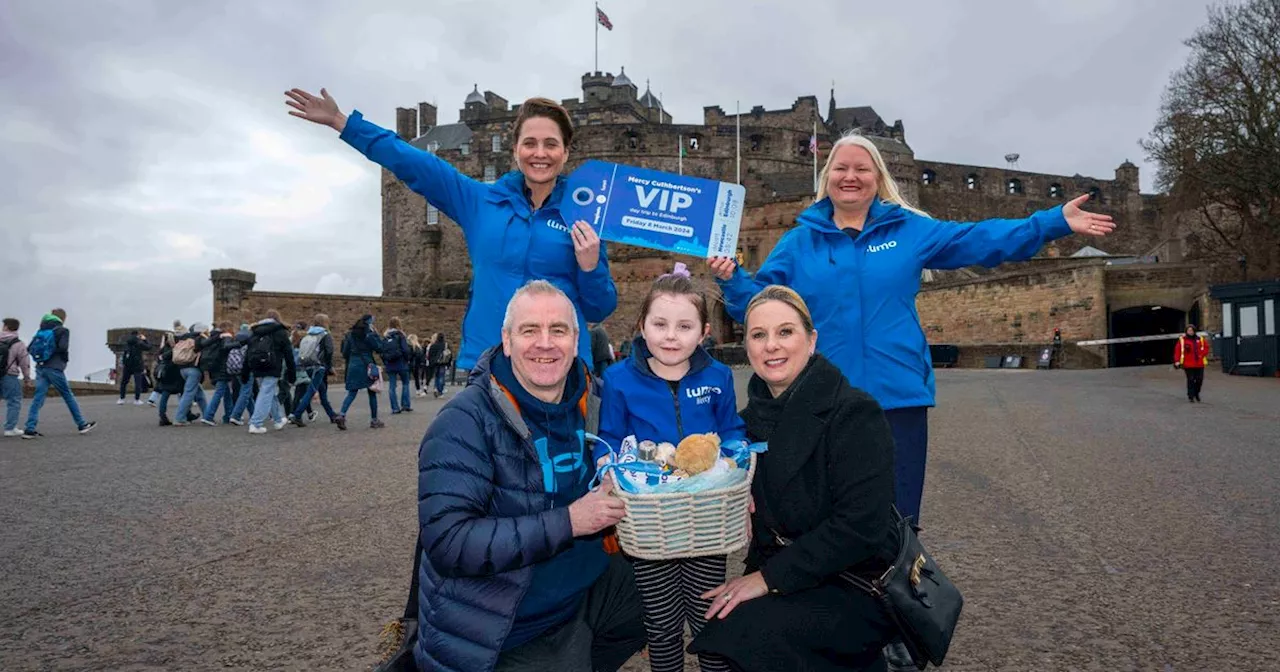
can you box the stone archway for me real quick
[1109,305,1186,366]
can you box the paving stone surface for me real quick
[1,367,1276,671]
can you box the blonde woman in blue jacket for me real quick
[710,133,1116,528]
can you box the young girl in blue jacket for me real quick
[598,265,746,672]
[709,132,1116,534]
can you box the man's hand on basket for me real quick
[703,571,769,620]
[569,473,625,538]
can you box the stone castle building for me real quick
[213,69,1220,370]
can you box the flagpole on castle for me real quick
[594,2,599,72]
[813,119,818,193]
[735,100,741,184]
[678,134,683,175]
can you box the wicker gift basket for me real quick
[609,452,757,560]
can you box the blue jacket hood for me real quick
[306,326,328,336]
[797,196,909,235]
[487,170,569,215]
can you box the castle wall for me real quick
[211,275,467,379]
[915,160,1162,258]
[917,264,1109,349]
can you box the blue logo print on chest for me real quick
[534,430,586,494]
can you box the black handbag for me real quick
[772,507,962,669]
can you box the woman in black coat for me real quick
[689,285,899,671]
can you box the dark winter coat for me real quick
[155,340,186,395]
[427,338,446,366]
[121,334,151,374]
[689,354,898,671]
[341,325,384,391]
[413,346,604,672]
[247,319,297,382]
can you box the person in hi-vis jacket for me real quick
[1173,324,1209,402]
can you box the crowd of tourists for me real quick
[110,313,456,432]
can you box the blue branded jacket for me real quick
[597,337,747,463]
[414,346,607,672]
[719,196,1072,411]
[339,111,618,372]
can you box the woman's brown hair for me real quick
[512,97,574,147]
[744,285,815,334]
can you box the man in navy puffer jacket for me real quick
[414,280,645,672]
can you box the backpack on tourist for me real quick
[245,333,273,372]
[383,331,408,363]
[171,337,200,367]
[0,339,14,374]
[298,332,324,367]
[225,343,247,376]
[28,328,56,364]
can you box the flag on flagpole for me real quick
[811,121,819,193]
[596,6,613,30]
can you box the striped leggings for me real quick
[633,556,732,672]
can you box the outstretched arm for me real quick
[285,87,486,227]
[919,194,1115,270]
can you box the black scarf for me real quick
[741,356,819,442]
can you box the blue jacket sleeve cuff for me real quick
[1045,205,1072,239]
[338,110,368,144]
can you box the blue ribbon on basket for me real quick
[586,433,767,494]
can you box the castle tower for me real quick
[582,71,616,105]
[1115,160,1140,193]
[211,269,256,320]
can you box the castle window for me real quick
[921,169,936,186]
[491,134,501,152]
[1006,178,1023,195]
[624,131,641,150]
[1048,183,1064,198]
[1088,185,1103,203]
[688,136,700,151]
[483,165,496,183]
[965,173,979,191]
[747,245,759,268]
[426,141,440,153]
[427,204,439,225]
[460,142,470,156]
[750,134,765,151]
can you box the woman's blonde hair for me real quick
[745,285,815,334]
[815,131,927,216]
[408,334,421,349]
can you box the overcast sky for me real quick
[2,0,1225,378]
